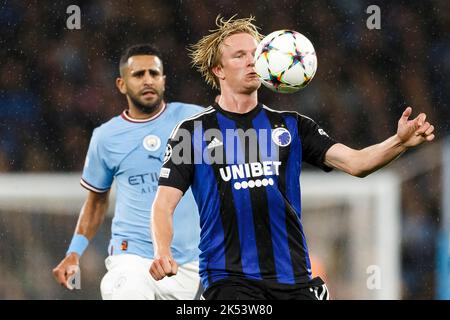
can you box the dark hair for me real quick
[119,44,163,75]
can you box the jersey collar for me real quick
[121,103,167,123]
[213,102,262,121]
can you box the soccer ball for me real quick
[255,30,317,93]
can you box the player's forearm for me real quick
[151,202,174,257]
[74,192,109,240]
[355,134,406,177]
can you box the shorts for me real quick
[100,253,202,300]
[201,276,330,300]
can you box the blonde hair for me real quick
[189,15,263,90]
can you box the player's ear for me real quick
[116,77,127,94]
[212,65,225,80]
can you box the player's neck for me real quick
[127,101,165,120]
[217,91,258,114]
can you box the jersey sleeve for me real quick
[158,121,195,194]
[80,128,114,193]
[298,115,337,172]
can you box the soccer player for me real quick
[52,44,204,300]
[149,17,435,299]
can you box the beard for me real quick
[128,90,164,114]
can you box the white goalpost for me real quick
[301,171,400,299]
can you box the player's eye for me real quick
[149,70,161,77]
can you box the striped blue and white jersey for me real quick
[159,103,336,289]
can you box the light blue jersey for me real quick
[81,102,203,265]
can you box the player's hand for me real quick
[52,253,80,290]
[149,255,178,280]
[396,107,435,148]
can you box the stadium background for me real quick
[0,0,448,299]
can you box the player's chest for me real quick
[117,131,168,172]
[196,126,296,164]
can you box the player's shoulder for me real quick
[90,114,123,141]
[167,101,205,117]
[263,104,315,122]
[179,104,215,123]
[262,104,320,130]
[262,104,304,120]
[168,105,216,138]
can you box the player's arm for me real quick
[324,107,435,177]
[150,119,195,280]
[149,186,183,280]
[52,190,109,289]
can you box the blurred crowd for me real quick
[1,0,448,299]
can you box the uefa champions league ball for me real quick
[255,30,317,93]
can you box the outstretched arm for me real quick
[149,186,183,281]
[324,107,435,177]
[52,190,109,289]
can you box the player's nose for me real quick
[142,70,153,84]
[247,53,255,66]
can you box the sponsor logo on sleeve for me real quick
[318,128,329,137]
[160,168,171,179]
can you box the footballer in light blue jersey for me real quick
[54,44,204,299]
[81,101,203,265]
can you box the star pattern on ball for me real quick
[291,47,308,70]
[268,71,284,89]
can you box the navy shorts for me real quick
[202,276,330,300]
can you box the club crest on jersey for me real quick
[271,128,291,147]
[163,144,173,164]
[143,135,161,152]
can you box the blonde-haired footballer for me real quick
[150,16,435,300]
